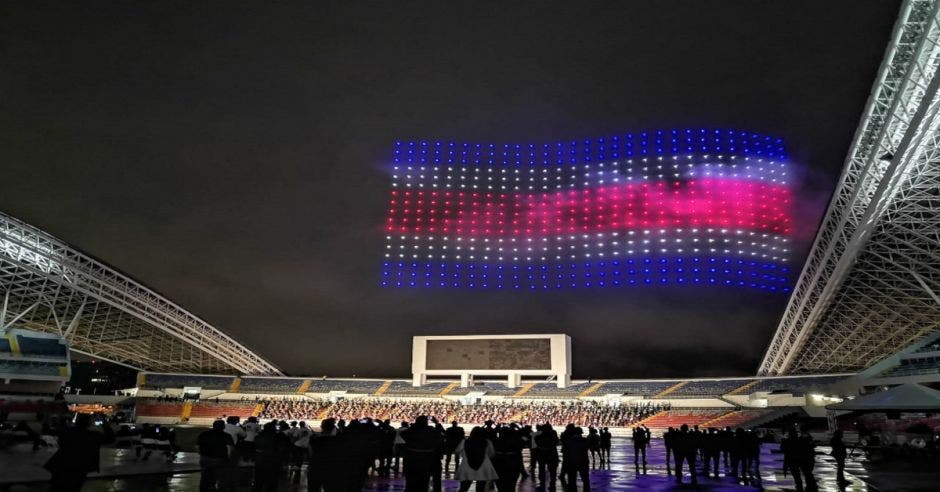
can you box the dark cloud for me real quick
[0,0,900,377]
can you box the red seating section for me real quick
[136,402,183,417]
[188,402,256,419]
[700,410,771,429]
[0,399,67,414]
[639,410,729,431]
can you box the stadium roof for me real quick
[760,0,940,375]
[0,211,281,375]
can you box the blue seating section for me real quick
[880,356,940,378]
[748,376,847,394]
[383,381,451,396]
[595,381,678,396]
[669,379,754,397]
[913,337,940,354]
[0,338,11,354]
[142,373,234,390]
[449,383,517,396]
[0,359,63,376]
[519,382,594,398]
[238,378,303,393]
[16,336,67,357]
[305,379,385,394]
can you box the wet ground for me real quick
[1,437,935,491]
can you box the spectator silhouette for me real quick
[533,423,560,490]
[253,421,289,492]
[44,414,113,492]
[443,421,465,473]
[561,426,590,492]
[830,429,850,487]
[196,420,234,492]
[674,424,698,485]
[401,416,443,492]
[455,426,498,492]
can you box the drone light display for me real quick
[381,129,792,292]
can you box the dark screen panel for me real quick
[426,338,551,370]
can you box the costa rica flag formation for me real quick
[381,129,793,292]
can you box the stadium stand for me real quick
[261,399,331,420]
[238,378,305,394]
[257,398,668,428]
[747,375,847,394]
[518,382,595,398]
[912,338,940,354]
[449,382,518,396]
[305,379,385,394]
[879,356,940,377]
[0,360,64,377]
[15,336,67,358]
[0,399,67,415]
[698,409,773,429]
[188,400,257,419]
[668,379,754,397]
[593,381,679,396]
[135,400,184,418]
[638,409,729,431]
[382,381,452,397]
[141,374,235,390]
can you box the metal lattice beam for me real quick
[0,212,281,375]
[760,0,940,375]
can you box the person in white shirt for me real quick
[240,416,261,461]
[289,420,311,482]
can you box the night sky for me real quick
[1,1,899,378]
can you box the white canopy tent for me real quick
[828,384,940,412]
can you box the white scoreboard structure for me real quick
[412,334,572,388]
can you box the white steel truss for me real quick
[760,0,940,375]
[0,212,281,375]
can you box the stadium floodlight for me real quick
[0,211,281,375]
[381,129,794,292]
[760,0,940,375]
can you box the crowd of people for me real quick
[260,400,331,421]
[0,406,860,492]
[187,412,849,492]
[255,398,668,429]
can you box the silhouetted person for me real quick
[197,420,234,492]
[733,428,752,483]
[674,424,698,485]
[241,416,261,462]
[599,427,612,464]
[830,430,849,487]
[44,414,113,492]
[307,418,345,491]
[343,419,376,491]
[534,423,560,490]
[290,420,311,482]
[782,428,817,492]
[745,429,762,486]
[701,428,719,477]
[402,416,443,492]
[632,425,648,474]
[493,424,524,491]
[719,426,733,468]
[455,427,498,492]
[561,427,590,492]
[378,420,396,476]
[253,421,289,492]
[587,426,601,468]
[663,427,675,473]
[444,421,465,473]
[800,429,819,492]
